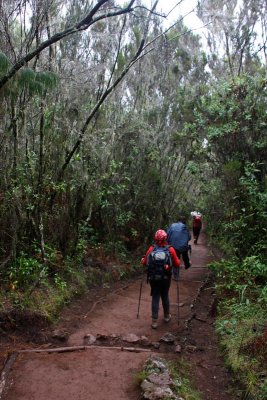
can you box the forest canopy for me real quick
[0,0,266,259]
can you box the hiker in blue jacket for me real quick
[167,216,191,280]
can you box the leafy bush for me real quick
[210,256,267,302]
[209,257,267,399]
[8,252,48,289]
[221,163,267,259]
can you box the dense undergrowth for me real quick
[0,241,140,326]
[209,257,267,399]
[198,102,267,399]
[204,162,267,400]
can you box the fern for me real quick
[36,71,58,89]
[16,68,58,95]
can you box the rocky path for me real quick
[0,234,238,400]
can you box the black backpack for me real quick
[147,245,172,281]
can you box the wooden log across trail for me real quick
[0,352,19,398]
[18,345,152,354]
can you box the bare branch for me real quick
[165,0,186,19]
[0,0,136,90]
[48,40,145,209]
[166,20,213,43]
[106,16,127,91]
[57,1,157,173]
[138,8,196,53]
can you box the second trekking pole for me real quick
[176,277,180,325]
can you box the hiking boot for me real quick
[151,319,158,329]
[185,263,191,270]
[194,239,197,244]
[164,314,171,323]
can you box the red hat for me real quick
[154,229,167,242]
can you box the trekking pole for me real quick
[137,274,144,319]
[176,277,180,325]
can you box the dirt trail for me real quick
[0,234,238,400]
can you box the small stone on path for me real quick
[160,333,176,343]
[52,330,68,341]
[140,336,150,346]
[84,333,97,345]
[110,333,120,340]
[185,345,197,353]
[122,333,140,343]
[96,333,108,340]
[175,344,182,353]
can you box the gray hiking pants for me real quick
[150,278,171,319]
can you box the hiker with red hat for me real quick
[141,229,180,329]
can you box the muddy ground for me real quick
[0,233,241,400]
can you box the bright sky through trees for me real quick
[117,0,202,29]
[117,0,207,44]
[150,0,201,28]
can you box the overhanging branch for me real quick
[0,0,136,90]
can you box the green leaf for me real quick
[0,52,11,76]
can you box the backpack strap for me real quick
[164,245,173,267]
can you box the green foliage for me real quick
[210,256,267,304]
[137,358,202,400]
[0,241,140,318]
[215,300,267,399]
[53,273,67,291]
[134,369,149,386]
[17,68,58,95]
[8,252,48,289]
[0,52,11,76]
[220,163,267,258]
[194,74,267,170]
[209,257,267,399]
[117,51,126,72]
[186,161,199,175]
[169,360,202,400]
[78,223,99,248]
[199,75,267,398]
[133,26,141,46]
